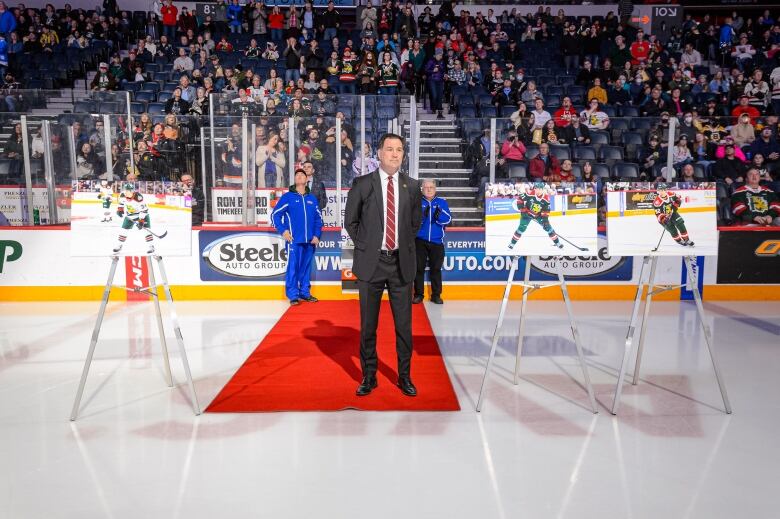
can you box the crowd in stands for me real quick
[0,0,778,225]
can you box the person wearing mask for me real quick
[271,168,324,305]
[413,179,451,305]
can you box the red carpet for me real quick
[206,301,461,412]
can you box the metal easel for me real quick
[70,255,201,421]
[476,256,598,414]
[610,255,731,415]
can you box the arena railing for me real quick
[8,107,762,228]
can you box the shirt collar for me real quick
[379,167,398,181]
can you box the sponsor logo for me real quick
[202,232,288,278]
[530,246,626,278]
[755,239,780,257]
[0,240,22,273]
[570,195,594,204]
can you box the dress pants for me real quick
[358,253,413,379]
[414,238,444,298]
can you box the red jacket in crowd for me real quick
[161,4,178,26]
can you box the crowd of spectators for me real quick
[0,0,778,225]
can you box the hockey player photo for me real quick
[652,183,694,247]
[114,183,158,254]
[508,182,564,250]
[484,182,598,256]
[70,180,192,257]
[605,182,718,256]
[98,179,114,223]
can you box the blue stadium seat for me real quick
[457,96,475,108]
[73,101,96,113]
[477,94,493,106]
[157,91,172,103]
[550,144,570,161]
[99,101,120,114]
[459,106,477,118]
[574,145,596,161]
[480,106,497,117]
[600,145,624,164]
[130,102,146,114]
[135,91,156,103]
[508,162,527,179]
[590,130,610,146]
[612,162,639,179]
[147,102,166,115]
[141,82,160,93]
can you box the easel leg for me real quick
[476,257,519,412]
[147,256,173,388]
[631,255,659,385]
[685,257,732,414]
[513,257,532,385]
[611,255,650,415]
[155,256,201,416]
[558,265,598,414]
[70,256,119,421]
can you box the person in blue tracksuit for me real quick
[271,169,323,305]
[413,179,452,304]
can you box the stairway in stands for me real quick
[404,101,481,227]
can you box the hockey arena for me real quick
[1,1,779,518]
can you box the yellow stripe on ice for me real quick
[606,207,715,218]
[71,199,191,211]
[485,208,597,222]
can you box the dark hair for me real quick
[294,168,306,176]
[378,132,405,149]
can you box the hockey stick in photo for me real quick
[555,233,589,252]
[651,227,666,252]
[145,229,169,240]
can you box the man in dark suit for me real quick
[344,133,422,397]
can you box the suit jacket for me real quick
[345,170,422,283]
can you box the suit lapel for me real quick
[370,170,383,222]
[397,173,407,229]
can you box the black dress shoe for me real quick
[412,295,423,304]
[430,296,444,304]
[397,377,417,397]
[301,295,318,302]
[356,376,378,396]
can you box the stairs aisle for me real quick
[406,103,481,227]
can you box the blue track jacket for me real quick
[416,196,451,244]
[271,187,323,243]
